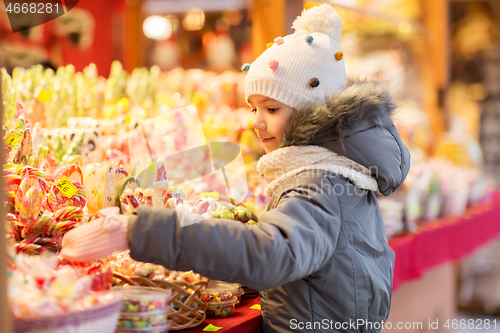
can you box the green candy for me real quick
[128,303,139,312]
[220,210,235,219]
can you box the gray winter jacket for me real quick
[126,80,410,332]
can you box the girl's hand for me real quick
[61,207,129,263]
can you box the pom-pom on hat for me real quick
[244,4,346,109]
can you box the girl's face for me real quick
[248,95,294,153]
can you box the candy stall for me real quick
[0,61,269,332]
[1,1,500,332]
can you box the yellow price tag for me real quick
[5,132,16,148]
[203,324,223,331]
[250,304,261,310]
[201,191,219,199]
[117,97,129,110]
[55,176,78,199]
[37,90,52,103]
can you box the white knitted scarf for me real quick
[256,145,379,197]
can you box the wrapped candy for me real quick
[9,128,32,164]
[15,178,42,224]
[52,164,84,185]
[19,165,49,193]
[8,250,115,319]
[45,180,87,211]
[4,172,22,192]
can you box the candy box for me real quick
[118,311,169,331]
[206,297,238,318]
[203,281,239,303]
[114,286,172,313]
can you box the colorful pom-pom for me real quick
[309,78,320,88]
[266,42,274,49]
[274,37,284,45]
[241,63,251,72]
[335,51,343,61]
[269,60,279,72]
[305,35,313,45]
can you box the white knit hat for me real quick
[244,4,346,109]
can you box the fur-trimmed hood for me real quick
[280,79,410,196]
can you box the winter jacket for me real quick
[126,80,411,333]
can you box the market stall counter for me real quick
[187,297,261,333]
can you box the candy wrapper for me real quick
[8,249,114,319]
[45,179,87,211]
[4,164,87,254]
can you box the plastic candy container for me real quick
[234,284,243,305]
[114,287,172,333]
[117,312,170,332]
[206,297,238,318]
[203,281,240,317]
[203,281,239,303]
[115,287,171,313]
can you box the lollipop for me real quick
[4,130,15,160]
[7,214,21,241]
[4,172,22,192]
[16,240,45,255]
[9,128,32,164]
[15,178,42,222]
[45,180,87,211]
[52,164,84,185]
[5,191,16,213]
[53,206,84,223]
[47,220,79,237]
[20,165,49,193]
[17,187,44,238]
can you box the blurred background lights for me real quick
[203,33,217,48]
[143,15,172,40]
[222,10,243,26]
[183,8,205,31]
[165,14,179,32]
[398,20,413,35]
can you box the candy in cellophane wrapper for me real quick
[7,245,114,319]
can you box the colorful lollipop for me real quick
[45,180,87,211]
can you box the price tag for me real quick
[250,304,261,310]
[201,191,219,199]
[5,132,16,148]
[37,90,52,103]
[203,323,223,331]
[117,97,129,110]
[55,176,78,198]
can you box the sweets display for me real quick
[7,246,115,319]
[104,250,206,284]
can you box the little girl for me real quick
[62,4,410,332]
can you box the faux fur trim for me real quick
[280,79,397,147]
[257,145,378,197]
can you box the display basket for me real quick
[12,291,122,333]
[112,272,209,331]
